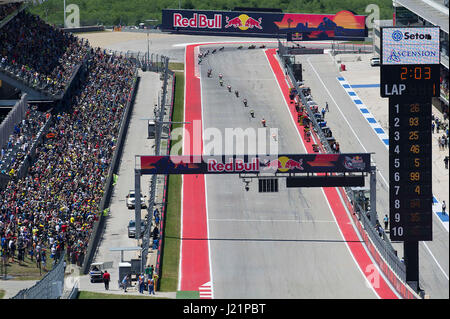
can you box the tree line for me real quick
[27,0,394,27]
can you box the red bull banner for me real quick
[139,153,371,175]
[162,9,367,40]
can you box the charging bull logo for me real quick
[225,14,262,30]
[262,156,304,172]
[343,156,366,171]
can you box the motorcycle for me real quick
[243,99,248,107]
[235,90,239,97]
[250,110,255,118]
[227,85,232,92]
[219,79,223,86]
[207,69,212,77]
[261,118,266,127]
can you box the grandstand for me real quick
[0,0,138,282]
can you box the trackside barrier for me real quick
[153,68,176,290]
[337,186,419,299]
[277,46,421,299]
[11,252,66,299]
[81,67,139,274]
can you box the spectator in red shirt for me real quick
[102,270,111,290]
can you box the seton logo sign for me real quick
[382,27,440,65]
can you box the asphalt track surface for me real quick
[187,45,386,299]
[81,33,447,298]
[295,54,449,299]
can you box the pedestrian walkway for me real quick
[0,279,38,299]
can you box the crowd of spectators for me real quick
[0,2,21,22]
[1,39,136,270]
[0,11,90,96]
[0,106,49,177]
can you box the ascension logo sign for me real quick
[387,50,401,63]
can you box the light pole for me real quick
[63,0,66,28]
[145,19,157,71]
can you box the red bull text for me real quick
[207,158,259,173]
[173,13,222,29]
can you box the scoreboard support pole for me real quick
[404,241,419,292]
[369,164,377,226]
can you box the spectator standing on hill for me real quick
[138,273,145,294]
[148,277,155,295]
[442,201,447,215]
[444,156,449,169]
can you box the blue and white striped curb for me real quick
[337,76,448,231]
[337,77,389,147]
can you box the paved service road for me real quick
[298,53,449,299]
[199,47,377,298]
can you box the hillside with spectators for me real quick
[0,2,22,22]
[0,11,137,270]
[0,11,90,97]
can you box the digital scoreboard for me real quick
[381,26,439,242]
[388,98,432,241]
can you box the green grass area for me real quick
[0,289,5,299]
[78,291,167,299]
[169,62,185,71]
[0,256,56,281]
[159,69,184,292]
[176,291,199,299]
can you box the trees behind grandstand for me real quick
[28,0,394,27]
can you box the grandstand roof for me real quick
[0,1,23,4]
[0,0,45,5]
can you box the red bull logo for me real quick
[343,156,366,171]
[173,13,222,29]
[225,14,262,30]
[207,158,259,173]
[262,156,304,172]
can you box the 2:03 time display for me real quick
[381,64,440,97]
[400,66,431,80]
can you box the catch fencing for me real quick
[106,49,168,73]
[138,55,174,285]
[11,253,66,299]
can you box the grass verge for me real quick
[0,256,56,281]
[159,68,184,292]
[77,291,167,299]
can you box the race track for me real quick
[198,46,379,298]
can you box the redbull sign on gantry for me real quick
[162,9,368,40]
[138,153,371,175]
